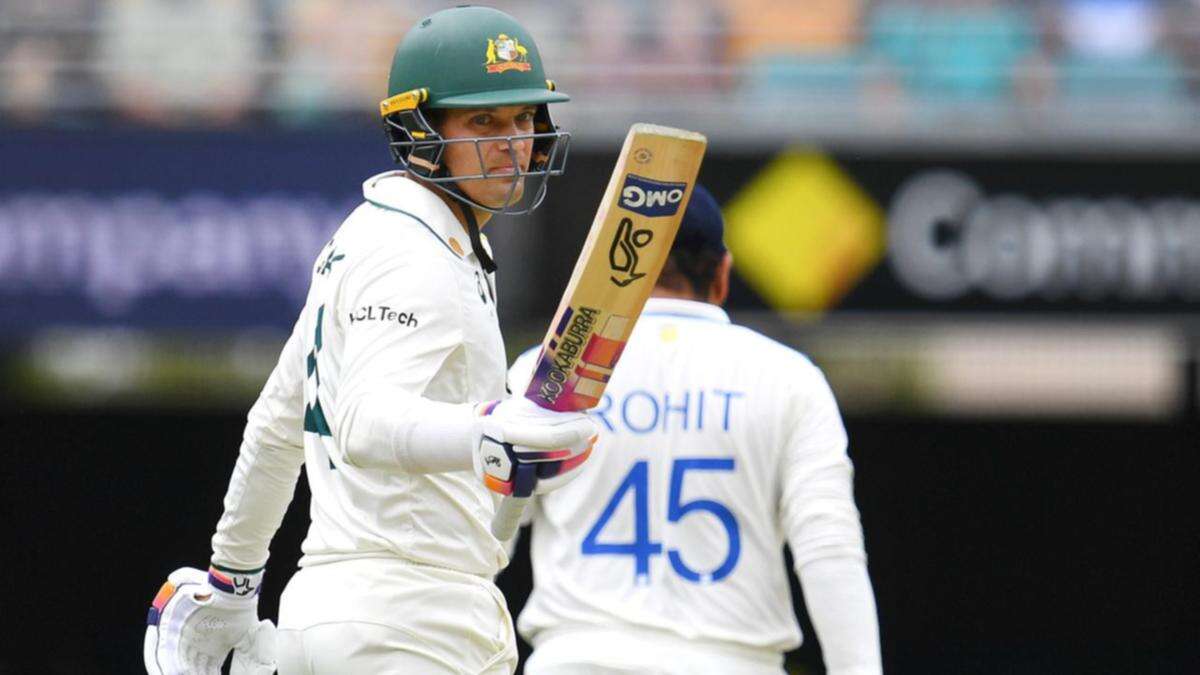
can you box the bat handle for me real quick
[491,496,530,541]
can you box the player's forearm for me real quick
[783,454,868,568]
[211,327,308,571]
[797,556,882,675]
[211,434,305,571]
[335,388,477,474]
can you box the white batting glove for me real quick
[474,397,599,498]
[144,566,276,675]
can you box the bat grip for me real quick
[491,496,530,540]
[491,460,539,540]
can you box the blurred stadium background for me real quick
[2,0,1198,672]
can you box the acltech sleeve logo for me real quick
[619,174,687,217]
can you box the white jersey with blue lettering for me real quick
[508,297,872,666]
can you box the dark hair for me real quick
[656,247,724,298]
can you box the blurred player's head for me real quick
[656,185,732,305]
[380,6,570,216]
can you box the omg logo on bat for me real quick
[619,174,687,217]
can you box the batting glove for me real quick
[474,397,598,498]
[144,566,276,675]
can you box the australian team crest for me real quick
[484,33,532,73]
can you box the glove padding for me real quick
[474,397,598,497]
[144,566,276,675]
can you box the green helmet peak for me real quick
[384,5,568,109]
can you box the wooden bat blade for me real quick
[524,124,708,413]
[491,124,708,542]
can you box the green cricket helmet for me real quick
[380,5,570,215]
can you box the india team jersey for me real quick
[211,172,511,578]
[509,298,867,653]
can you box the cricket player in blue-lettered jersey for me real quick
[507,185,883,675]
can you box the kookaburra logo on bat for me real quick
[609,217,654,287]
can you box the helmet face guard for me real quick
[381,87,571,215]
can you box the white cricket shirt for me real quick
[510,298,868,654]
[211,172,510,578]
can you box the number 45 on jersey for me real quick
[581,457,741,585]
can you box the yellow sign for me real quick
[725,151,883,312]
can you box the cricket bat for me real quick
[491,123,708,540]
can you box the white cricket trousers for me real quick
[524,626,784,675]
[276,557,517,675]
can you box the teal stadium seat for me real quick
[866,3,1036,102]
[743,52,865,100]
[1058,51,1186,101]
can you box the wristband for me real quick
[207,565,264,598]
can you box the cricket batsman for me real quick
[143,6,598,674]
[508,186,883,674]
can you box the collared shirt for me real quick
[509,297,868,654]
[212,172,510,578]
